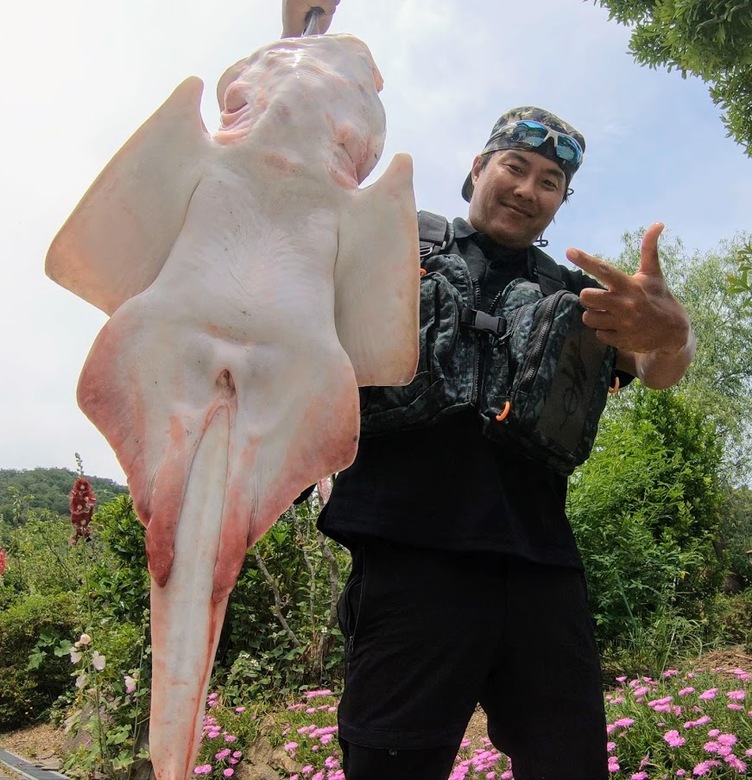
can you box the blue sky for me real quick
[1,0,750,483]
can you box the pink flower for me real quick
[684,715,711,729]
[222,770,234,778]
[679,687,695,696]
[124,675,137,693]
[193,766,212,775]
[69,478,96,542]
[235,706,246,713]
[663,669,679,678]
[693,760,721,775]
[698,688,718,700]
[614,717,635,728]
[608,755,620,773]
[284,742,299,752]
[91,651,106,671]
[215,748,231,760]
[224,734,237,743]
[664,730,686,748]
[631,773,648,780]
[725,755,747,772]
[727,690,745,701]
[304,689,333,698]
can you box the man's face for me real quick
[467,149,567,248]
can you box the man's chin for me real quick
[485,222,534,249]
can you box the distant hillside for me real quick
[0,467,128,524]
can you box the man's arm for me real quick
[282,0,340,37]
[566,223,696,390]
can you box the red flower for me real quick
[70,478,96,543]
[0,548,6,576]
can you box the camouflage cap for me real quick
[462,106,586,202]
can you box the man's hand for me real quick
[566,223,696,389]
[282,0,340,37]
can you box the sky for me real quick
[1,0,750,485]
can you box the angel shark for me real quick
[46,33,419,780]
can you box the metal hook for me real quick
[303,7,325,36]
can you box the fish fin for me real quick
[46,77,210,315]
[334,153,420,386]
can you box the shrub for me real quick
[0,591,80,728]
[217,492,348,703]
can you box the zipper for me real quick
[469,269,482,405]
[514,289,569,395]
[344,547,366,671]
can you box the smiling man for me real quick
[280,4,695,778]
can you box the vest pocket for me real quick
[360,272,474,433]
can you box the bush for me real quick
[0,592,80,728]
[706,591,752,651]
[569,386,725,649]
[217,492,349,703]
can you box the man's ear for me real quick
[469,154,485,189]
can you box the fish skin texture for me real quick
[47,33,419,780]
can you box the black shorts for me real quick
[337,538,608,780]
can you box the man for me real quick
[283,4,695,779]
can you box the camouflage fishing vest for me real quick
[359,213,617,474]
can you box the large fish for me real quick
[46,33,419,780]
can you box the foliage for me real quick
[705,591,752,652]
[0,509,85,603]
[192,692,260,778]
[87,495,150,621]
[604,663,752,776]
[593,0,752,155]
[0,467,127,526]
[217,490,348,704]
[199,663,752,779]
[61,627,151,780]
[727,239,752,306]
[719,486,752,586]
[568,384,725,650]
[0,591,80,728]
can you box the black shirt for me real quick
[317,218,602,569]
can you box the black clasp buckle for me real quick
[460,308,508,340]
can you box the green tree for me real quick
[594,0,752,154]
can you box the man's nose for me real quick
[513,175,536,200]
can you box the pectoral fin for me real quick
[46,77,211,315]
[334,153,419,387]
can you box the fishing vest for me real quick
[359,212,617,475]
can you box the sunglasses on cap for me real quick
[488,120,584,170]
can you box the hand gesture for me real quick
[566,223,695,388]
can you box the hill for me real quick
[0,467,128,524]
